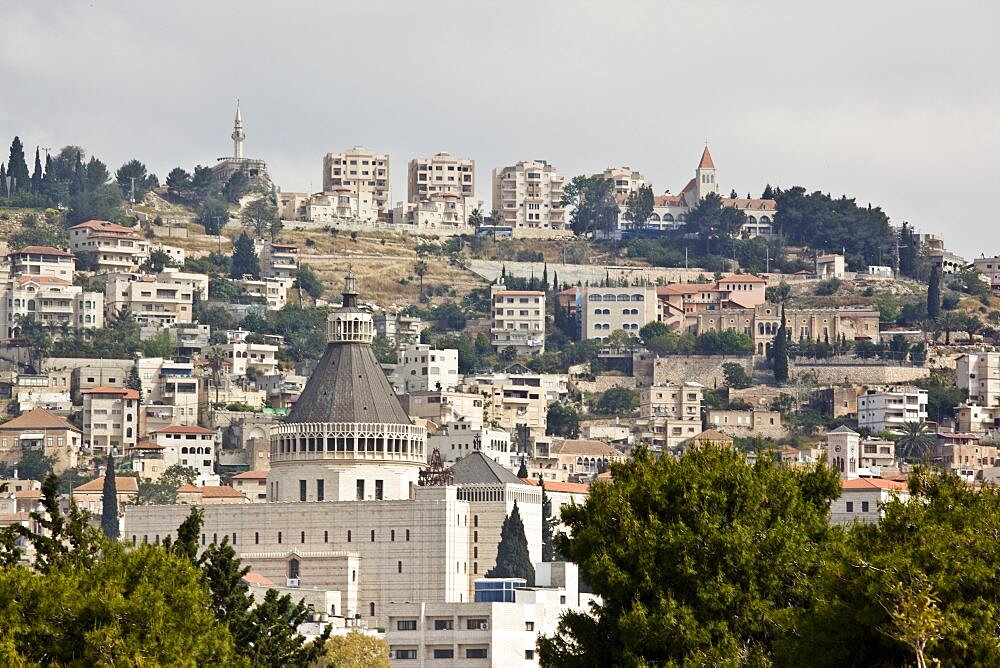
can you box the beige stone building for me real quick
[635,382,704,450]
[69,220,149,273]
[232,469,269,502]
[105,275,194,327]
[402,390,485,431]
[706,409,784,439]
[237,276,288,310]
[408,152,475,203]
[657,276,767,332]
[0,407,81,474]
[150,424,220,486]
[73,476,138,516]
[490,285,545,355]
[81,386,140,455]
[2,275,103,337]
[491,160,567,237]
[579,285,659,341]
[391,193,478,235]
[218,329,279,378]
[534,439,626,482]
[322,147,390,217]
[830,478,908,526]
[8,245,76,280]
[956,352,1000,407]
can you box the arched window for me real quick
[126,427,133,438]
[181,447,188,454]
[747,215,757,224]
[616,294,630,302]
[664,213,674,222]
[588,294,601,302]
[602,294,616,302]
[760,216,770,223]
[369,602,376,617]
[288,558,300,579]
[649,213,660,221]
[631,294,644,301]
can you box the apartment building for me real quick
[69,220,149,272]
[237,276,288,310]
[706,409,784,439]
[635,382,704,450]
[490,285,545,355]
[305,189,380,223]
[374,311,422,345]
[429,421,515,469]
[156,267,209,299]
[402,390,485,431]
[259,242,299,281]
[973,255,1000,291]
[82,386,140,455]
[816,253,846,279]
[389,343,459,395]
[539,439,627,482]
[150,425,220,486]
[2,275,104,336]
[105,275,194,327]
[659,276,767,332]
[491,160,567,236]
[8,245,76,279]
[579,285,659,341]
[696,304,881,356]
[391,193,478,235]
[0,407,82,474]
[934,433,996,479]
[219,329,279,377]
[590,166,646,197]
[322,147,390,217]
[857,387,928,434]
[232,470,269,502]
[956,352,1000,407]
[407,152,475,203]
[473,377,548,436]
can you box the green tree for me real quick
[413,259,429,297]
[313,630,391,668]
[135,464,199,504]
[294,264,324,301]
[895,420,934,463]
[467,207,485,231]
[684,192,746,254]
[546,402,581,438]
[765,281,791,303]
[143,328,178,359]
[115,159,158,202]
[13,448,55,482]
[927,265,941,320]
[371,335,398,364]
[722,361,752,389]
[141,248,177,273]
[198,197,230,235]
[241,197,278,237]
[562,175,619,236]
[517,459,529,478]
[624,184,654,229]
[14,314,51,373]
[594,386,639,415]
[232,231,261,279]
[165,166,192,197]
[486,501,535,585]
[935,310,963,345]
[773,304,789,383]
[101,453,119,539]
[540,479,556,562]
[222,169,250,204]
[6,136,30,193]
[538,445,840,666]
[30,146,43,193]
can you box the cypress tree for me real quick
[126,363,143,396]
[31,147,42,193]
[517,459,529,479]
[927,265,941,320]
[542,263,548,288]
[552,271,559,293]
[6,137,29,193]
[773,304,789,384]
[541,480,555,562]
[231,232,261,279]
[487,501,535,585]
[101,453,120,539]
[0,162,6,197]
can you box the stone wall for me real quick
[572,375,637,395]
[788,362,930,385]
[651,355,754,388]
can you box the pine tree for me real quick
[773,304,789,383]
[927,265,941,320]
[762,184,775,199]
[542,264,548,288]
[126,363,143,396]
[31,147,42,193]
[70,150,84,196]
[552,271,559,293]
[487,501,535,585]
[101,453,120,540]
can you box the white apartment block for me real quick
[8,245,76,279]
[322,147,390,216]
[591,166,646,197]
[468,370,568,405]
[490,285,545,355]
[579,285,659,341]
[391,194,479,236]
[220,329,279,377]
[306,190,380,224]
[150,425,220,486]
[156,268,209,299]
[69,220,149,273]
[473,378,548,436]
[403,390,485,431]
[429,421,515,469]
[956,352,1000,407]
[390,343,460,395]
[857,387,928,434]
[973,256,1000,292]
[375,311,423,345]
[105,275,194,327]
[408,152,475,203]
[82,386,140,455]
[491,160,567,237]
[238,276,288,310]
[2,276,103,336]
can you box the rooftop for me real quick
[73,477,139,493]
[451,451,526,486]
[0,407,79,432]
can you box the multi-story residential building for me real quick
[259,242,299,281]
[490,284,545,355]
[469,368,568,405]
[635,382,704,451]
[579,285,659,341]
[105,275,194,327]
[232,469,269,502]
[857,387,928,434]
[973,255,1000,291]
[150,425,220,486]
[830,478,909,526]
[473,376,548,437]
[147,359,200,428]
[934,432,996,479]
[956,403,1000,435]
[696,305,881,356]
[956,352,1000,407]
[491,160,566,237]
[8,245,76,279]
[0,407,81,474]
[374,310,422,345]
[218,329,279,377]
[919,233,966,274]
[277,191,311,221]
[429,420,515,469]
[591,166,646,197]
[82,386,140,455]
[658,275,767,332]
[402,390,485,431]
[303,189,380,223]
[156,267,209,299]
[707,409,784,438]
[389,344,460,395]
[237,276,288,310]
[391,193,478,235]
[322,147,390,217]
[2,275,104,336]
[69,220,149,273]
[407,152,475,203]
[535,439,627,482]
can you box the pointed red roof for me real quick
[698,146,715,169]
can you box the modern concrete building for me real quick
[105,275,194,327]
[408,152,475,203]
[81,386,140,455]
[857,387,928,434]
[429,421,514,470]
[391,193,479,236]
[322,147,390,217]
[69,220,149,273]
[150,424,220,486]
[8,245,76,279]
[2,275,103,336]
[491,160,567,237]
[636,382,704,451]
[579,285,659,341]
[218,329,279,377]
[815,253,846,279]
[956,352,1000,408]
[490,285,545,355]
[237,276,288,310]
[389,343,460,395]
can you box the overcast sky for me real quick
[2,1,997,257]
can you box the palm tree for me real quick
[896,420,934,463]
[935,311,964,345]
[205,347,228,405]
[413,260,428,298]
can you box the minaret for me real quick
[231,100,245,160]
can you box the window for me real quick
[375,479,384,500]
[316,479,324,501]
[397,620,417,631]
[356,479,365,500]
[525,621,534,631]
[433,649,454,659]
[434,619,454,630]
[347,530,352,542]
[846,501,854,513]
[466,648,488,658]
[467,618,488,629]
[371,529,376,542]
[406,529,410,541]
[391,529,395,541]
[300,531,305,543]
[288,558,299,579]
[862,501,870,512]
[278,531,282,543]
[525,650,535,660]
[254,532,259,544]
[398,561,403,573]
[395,649,417,659]
[299,480,307,502]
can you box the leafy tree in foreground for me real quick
[241,196,278,237]
[487,501,534,586]
[295,264,324,301]
[538,445,840,666]
[312,629,391,667]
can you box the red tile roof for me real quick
[698,146,715,169]
[841,478,908,491]
[73,477,139,493]
[718,275,767,284]
[13,245,74,257]
[151,425,215,435]
[242,572,275,586]
[232,470,269,480]
[16,275,71,286]
[82,387,140,399]
[0,407,79,432]
[526,479,590,494]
